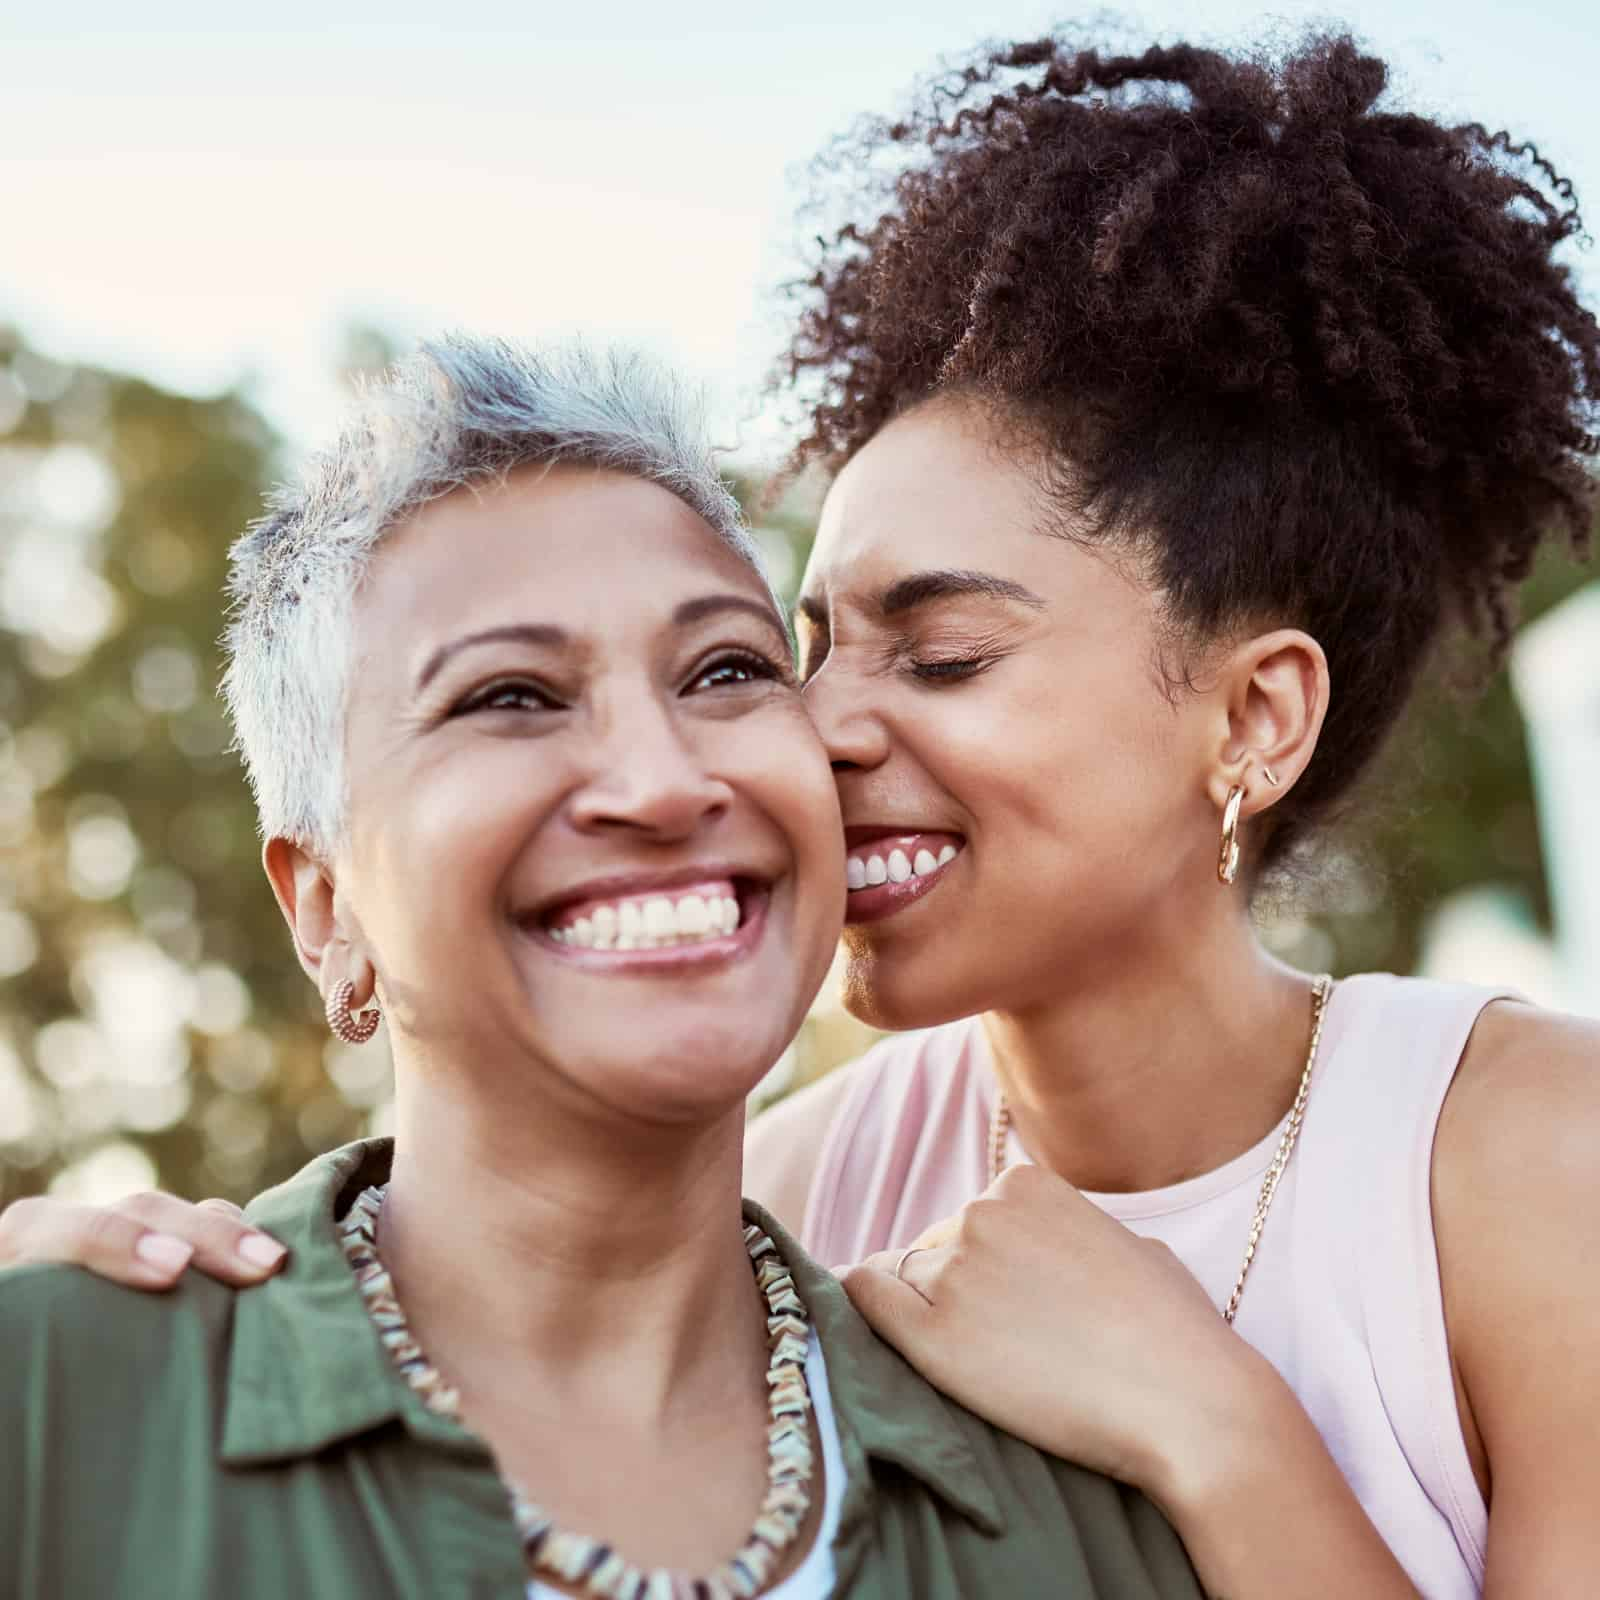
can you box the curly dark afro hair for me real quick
[780,31,1599,868]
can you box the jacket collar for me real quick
[221,1139,474,1465]
[753,1202,1006,1537]
[220,1139,1004,1533]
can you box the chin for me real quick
[839,942,981,1034]
[573,1027,790,1122]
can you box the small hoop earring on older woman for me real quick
[1217,785,1246,886]
[327,980,380,1045]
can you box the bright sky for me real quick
[4,1,1596,456]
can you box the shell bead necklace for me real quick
[989,974,1334,1325]
[337,1185,815,1600]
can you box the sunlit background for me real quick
[3,2,1597,1204]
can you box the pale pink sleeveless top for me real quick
[802,974,1512,1599]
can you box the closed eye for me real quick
[909,656,997,683]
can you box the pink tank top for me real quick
[802,973,1511,1599]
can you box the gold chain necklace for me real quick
[988,974,1333,1326]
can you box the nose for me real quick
[567,693,733,841]
[803,661,891,774]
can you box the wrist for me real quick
[1141,1338,1308,1523]
[1139,1347,1422,1599]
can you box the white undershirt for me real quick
[528,1330,844,1599]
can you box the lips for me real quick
[841,830,965,924]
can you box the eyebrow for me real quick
[416,624,569,691]
[671,593,792,646]
[880,569,1047,616]
[796,568,1047,626]
[415,594,788,691]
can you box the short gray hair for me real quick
[221,333,770,855]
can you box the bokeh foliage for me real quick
[0,334,1593,1203]
[0,332,378,1206]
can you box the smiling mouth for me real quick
[530,876,770,969]
[843,833,965,924]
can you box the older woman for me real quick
[0,336,1198,1599]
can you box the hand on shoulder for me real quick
[0,1190,286,1290]
[840,1163,1279,1496]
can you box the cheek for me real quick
[726,700,841,845]
[352,746,551,939]
[728,713,845,929]
[922,670,1185,888]
[788,755,847,871]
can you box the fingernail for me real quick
[135,1233,195,1273]
[237,1233,287,1269]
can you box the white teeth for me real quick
[550,888,742,949]
[845,841,964,890]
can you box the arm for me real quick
[0,1052,863,1291]
[1433,1002,1600,1593]
[842,1165,1419,1599]
[741,1063,858,1234]
[0,1190,286,1288]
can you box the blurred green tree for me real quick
[1255,542,1595,984]
[0,330,383,1206]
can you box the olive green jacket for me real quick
[0,1139,1200,1598]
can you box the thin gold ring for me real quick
[892,1245,925,1283]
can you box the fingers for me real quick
[840,1249,943,1358]
[118,1191,288,1283]
[0,1191,287,1291]
[843,1214,963,1340]
[0,1197,193,1289]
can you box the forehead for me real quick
[805,403,1051,595]
[358,465,772,648]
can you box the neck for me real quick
[984,907,1319,1193]
[379,1062,769,1428]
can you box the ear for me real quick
[1203,628,1328,818]
[262,837,374,1005]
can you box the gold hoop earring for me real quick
[326,979,380,1045]
[1217,785,1246,886]
[1262,765,1282,787]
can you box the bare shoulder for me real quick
[743,1064,863,1235]
[1435,999,1600,1184]
[1434,1000,1600,1456]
